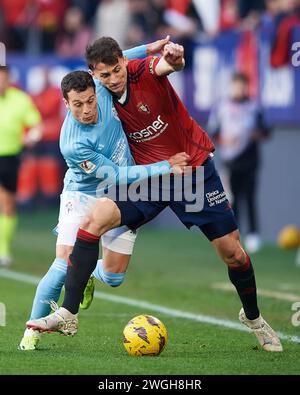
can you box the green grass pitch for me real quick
[0,210,299,375]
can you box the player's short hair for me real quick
[85,37,123,70]
[0,65,10,74]
[231,72,249,84]
[61,70,95,100]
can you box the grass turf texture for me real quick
[0,210,299,375]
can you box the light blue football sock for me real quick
[29,258,67,319]
[92,259,126,287]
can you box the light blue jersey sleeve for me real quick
[123,45,147,60]
[66,142,171,185]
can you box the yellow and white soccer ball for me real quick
[277,225,300,249]
[123,314,168,356]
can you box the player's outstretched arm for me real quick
[146,35,170,56]
[155,43,185,76]
[123,36,170,61]
[68,146,189,185]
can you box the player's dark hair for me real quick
[61,70,95,100]
[85,37,123,70]
[231,72,249,84]
[0,65,10,73]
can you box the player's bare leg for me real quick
[22,230,132,347]
[212,229,282,352]
[102,247,131,273]
[81,248,132,309]
[26,198,121,335]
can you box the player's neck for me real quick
[117,88,127,104]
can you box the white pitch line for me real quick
[213,282,300,303]
[1,268,300,344]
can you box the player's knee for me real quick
[222,245,246,267]
[56,245,73,261]
[79,198,120,235]
[93,198,120,228]
[80,214,94,232]
[97,197,119,215]
[102,271,126,287]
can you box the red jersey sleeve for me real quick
[147,56,161,77]
[128,56,162,81]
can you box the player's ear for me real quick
[123,56,128,67]
[63,98,69,109]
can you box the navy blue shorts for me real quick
[115,157,237,241]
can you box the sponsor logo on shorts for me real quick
[79,160,96,174]
[206,190,227,207]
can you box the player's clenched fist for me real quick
[168,152,190,174]
[163,43,185,71]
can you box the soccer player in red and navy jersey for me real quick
[99,54,214,168]
[27,37,282,352]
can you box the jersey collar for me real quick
[113,73,130,107]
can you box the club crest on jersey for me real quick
[79,160,96,174]
[137,102,150,114]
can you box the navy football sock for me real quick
[228,255,259,320]
[62,229,100,314]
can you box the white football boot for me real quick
[26,302,78,336]
[239,308,283,352]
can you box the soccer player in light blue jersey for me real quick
[19,40,189,350]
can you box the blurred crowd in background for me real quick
[0,0,299,62]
